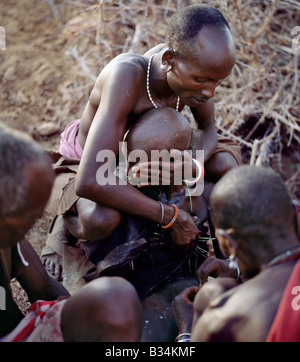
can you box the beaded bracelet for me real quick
[161,203,178,229]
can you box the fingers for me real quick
[130,153,188,187]
[182,286,200,302]
[131,161,166,187]
[130,149,195,188]
[195,257,220,285]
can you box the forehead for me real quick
[180,26,236,78]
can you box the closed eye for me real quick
[195,78,209,84]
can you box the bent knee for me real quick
[62,277,142,342]
[205,152,239,182]
[80,206,122,241]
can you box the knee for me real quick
[89,277,143,341]
[205,152,239,182]
[80,208,122,241]
[62,277,143,342]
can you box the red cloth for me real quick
[266,259,300,342]
[0,300,57,342]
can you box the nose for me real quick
[201,84,216,99]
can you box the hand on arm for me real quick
[195,256,239,286]
[131,149,203,190]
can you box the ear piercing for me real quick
[161,63,172,72]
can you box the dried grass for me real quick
[50,0,299,200]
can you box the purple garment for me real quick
[58,119,83,159]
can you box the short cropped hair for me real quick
[0,123,48,217]
[210,165,294,243]
[166,4,230,58]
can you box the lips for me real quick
[188,97,209,106]
[194,97,209,103]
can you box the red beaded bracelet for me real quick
[161,203,178,229]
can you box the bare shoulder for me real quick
[99,53,148,85]
[192,271,287,342]
[86,53,149,117]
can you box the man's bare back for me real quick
[192,259,298,341]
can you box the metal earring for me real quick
[228,254,238,270]
[228,254,240,280]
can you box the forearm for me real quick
[75,174,174,225]
[15,240,70,303]
[190,127,218,163]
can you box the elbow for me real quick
[75,175,97,200]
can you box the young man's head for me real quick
[124,107,191,194]
[166,4,230,59]
[0,123,54,248]
[162,5,236,107]
[210,165,299,278]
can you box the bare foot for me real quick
[41,215,76,281]
[42,251,63,281]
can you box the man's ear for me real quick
[161,47,176,72]
[216,228,238,258]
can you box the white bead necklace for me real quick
[146,53,180,112]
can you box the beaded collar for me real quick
[265,246,300,269]
[146,53,180,111]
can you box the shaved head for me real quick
[210,165,295,243]
[125,107,191,157]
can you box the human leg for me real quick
[42,198,122,281]
[41,215,76,281]
[64,197,122,242]
[60,276,143,342]
[204,151,240,183]
[141,277,198,342]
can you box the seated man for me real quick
[173,165,300,342]
[0,123,143,342]
[41,4,242,281]
[81,106,209,342]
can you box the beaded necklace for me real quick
[146,54,180,111]
[265,245,300,269]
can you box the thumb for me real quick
[170,148,182,159]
